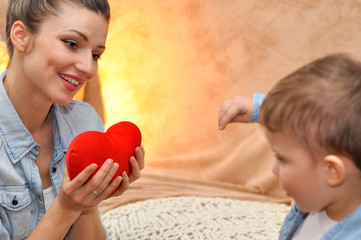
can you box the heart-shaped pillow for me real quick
[66,121,142,185]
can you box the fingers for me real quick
[129,157,140,182]
[89,149,144,199]
[88,159,120,198]
[106,145,145,198]
[59,159,126,210]
[218,95,254,130]
[218,100,231,130]
[218,99,240,130]
[84,159,120,198]
[63,146,145,208]
[96,175,123,199]
[67,163,98,191]
[58,165,99,211]
[127,146,145,183]
[135,146,145,170]
[109,172,130,197]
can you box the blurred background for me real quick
[97,0,361,160]
[1,0,361,204]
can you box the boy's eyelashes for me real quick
[274,153,286,163]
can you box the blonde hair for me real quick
[260,53,361,169]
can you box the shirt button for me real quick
[52,167,57,173]
[12,198,18,206]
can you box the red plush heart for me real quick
[66,121,142,186]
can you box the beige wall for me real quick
[102,0,361,159]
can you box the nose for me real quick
[75,51,97,79]
[272,161,279,177]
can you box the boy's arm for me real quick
[218,93,266,130]
[252,93,266,123]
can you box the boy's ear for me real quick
[10,20,30,53]
[323,155,345,187]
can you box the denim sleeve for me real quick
[252,93,266,123]
[0,220,10,240]
[279,204,308,240]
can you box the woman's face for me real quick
[22,3,108,105]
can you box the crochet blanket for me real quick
[102,196,291,240]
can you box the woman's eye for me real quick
[62,40,77,49]
[93,54,101,61]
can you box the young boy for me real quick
[218,53,361,239]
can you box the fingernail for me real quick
[107,159,113,166]
[112,163,119,170]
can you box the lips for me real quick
[59,73,84,92]
[59,73,80,86]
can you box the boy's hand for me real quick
[218,95,254,130]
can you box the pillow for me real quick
[66,121,142,184]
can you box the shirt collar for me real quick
[51,103,73,155]
[0,70,37,164]
[0,70,74,164]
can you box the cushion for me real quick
[66,121,142,182]
[101,196,291,239]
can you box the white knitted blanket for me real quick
[101,196,291,240]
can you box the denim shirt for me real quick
[252,93,266,123]
[0,70,104,239]
[253,93,361,240]
[280,203,361,240]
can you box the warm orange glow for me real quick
[98,1,235,159]
[0,2,245,160]
[0,42,8,72]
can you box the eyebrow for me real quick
[68,29,106,50]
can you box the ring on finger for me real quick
[92,189,101,197]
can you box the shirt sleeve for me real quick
[252,93,266,123]
[0,219,10,240]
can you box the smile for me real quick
[59,73,80,86]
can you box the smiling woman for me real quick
[0,1,144,240]
[0,0,106,122]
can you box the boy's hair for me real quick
[6,0,110,59]
[260,53,361,169]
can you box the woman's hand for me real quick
[27,160,121,240]
[57,144,145,208]
[57,158,122,211]
[109,145,145,197]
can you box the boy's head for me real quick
[260,53,361,169]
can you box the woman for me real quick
[1,0,145,239]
